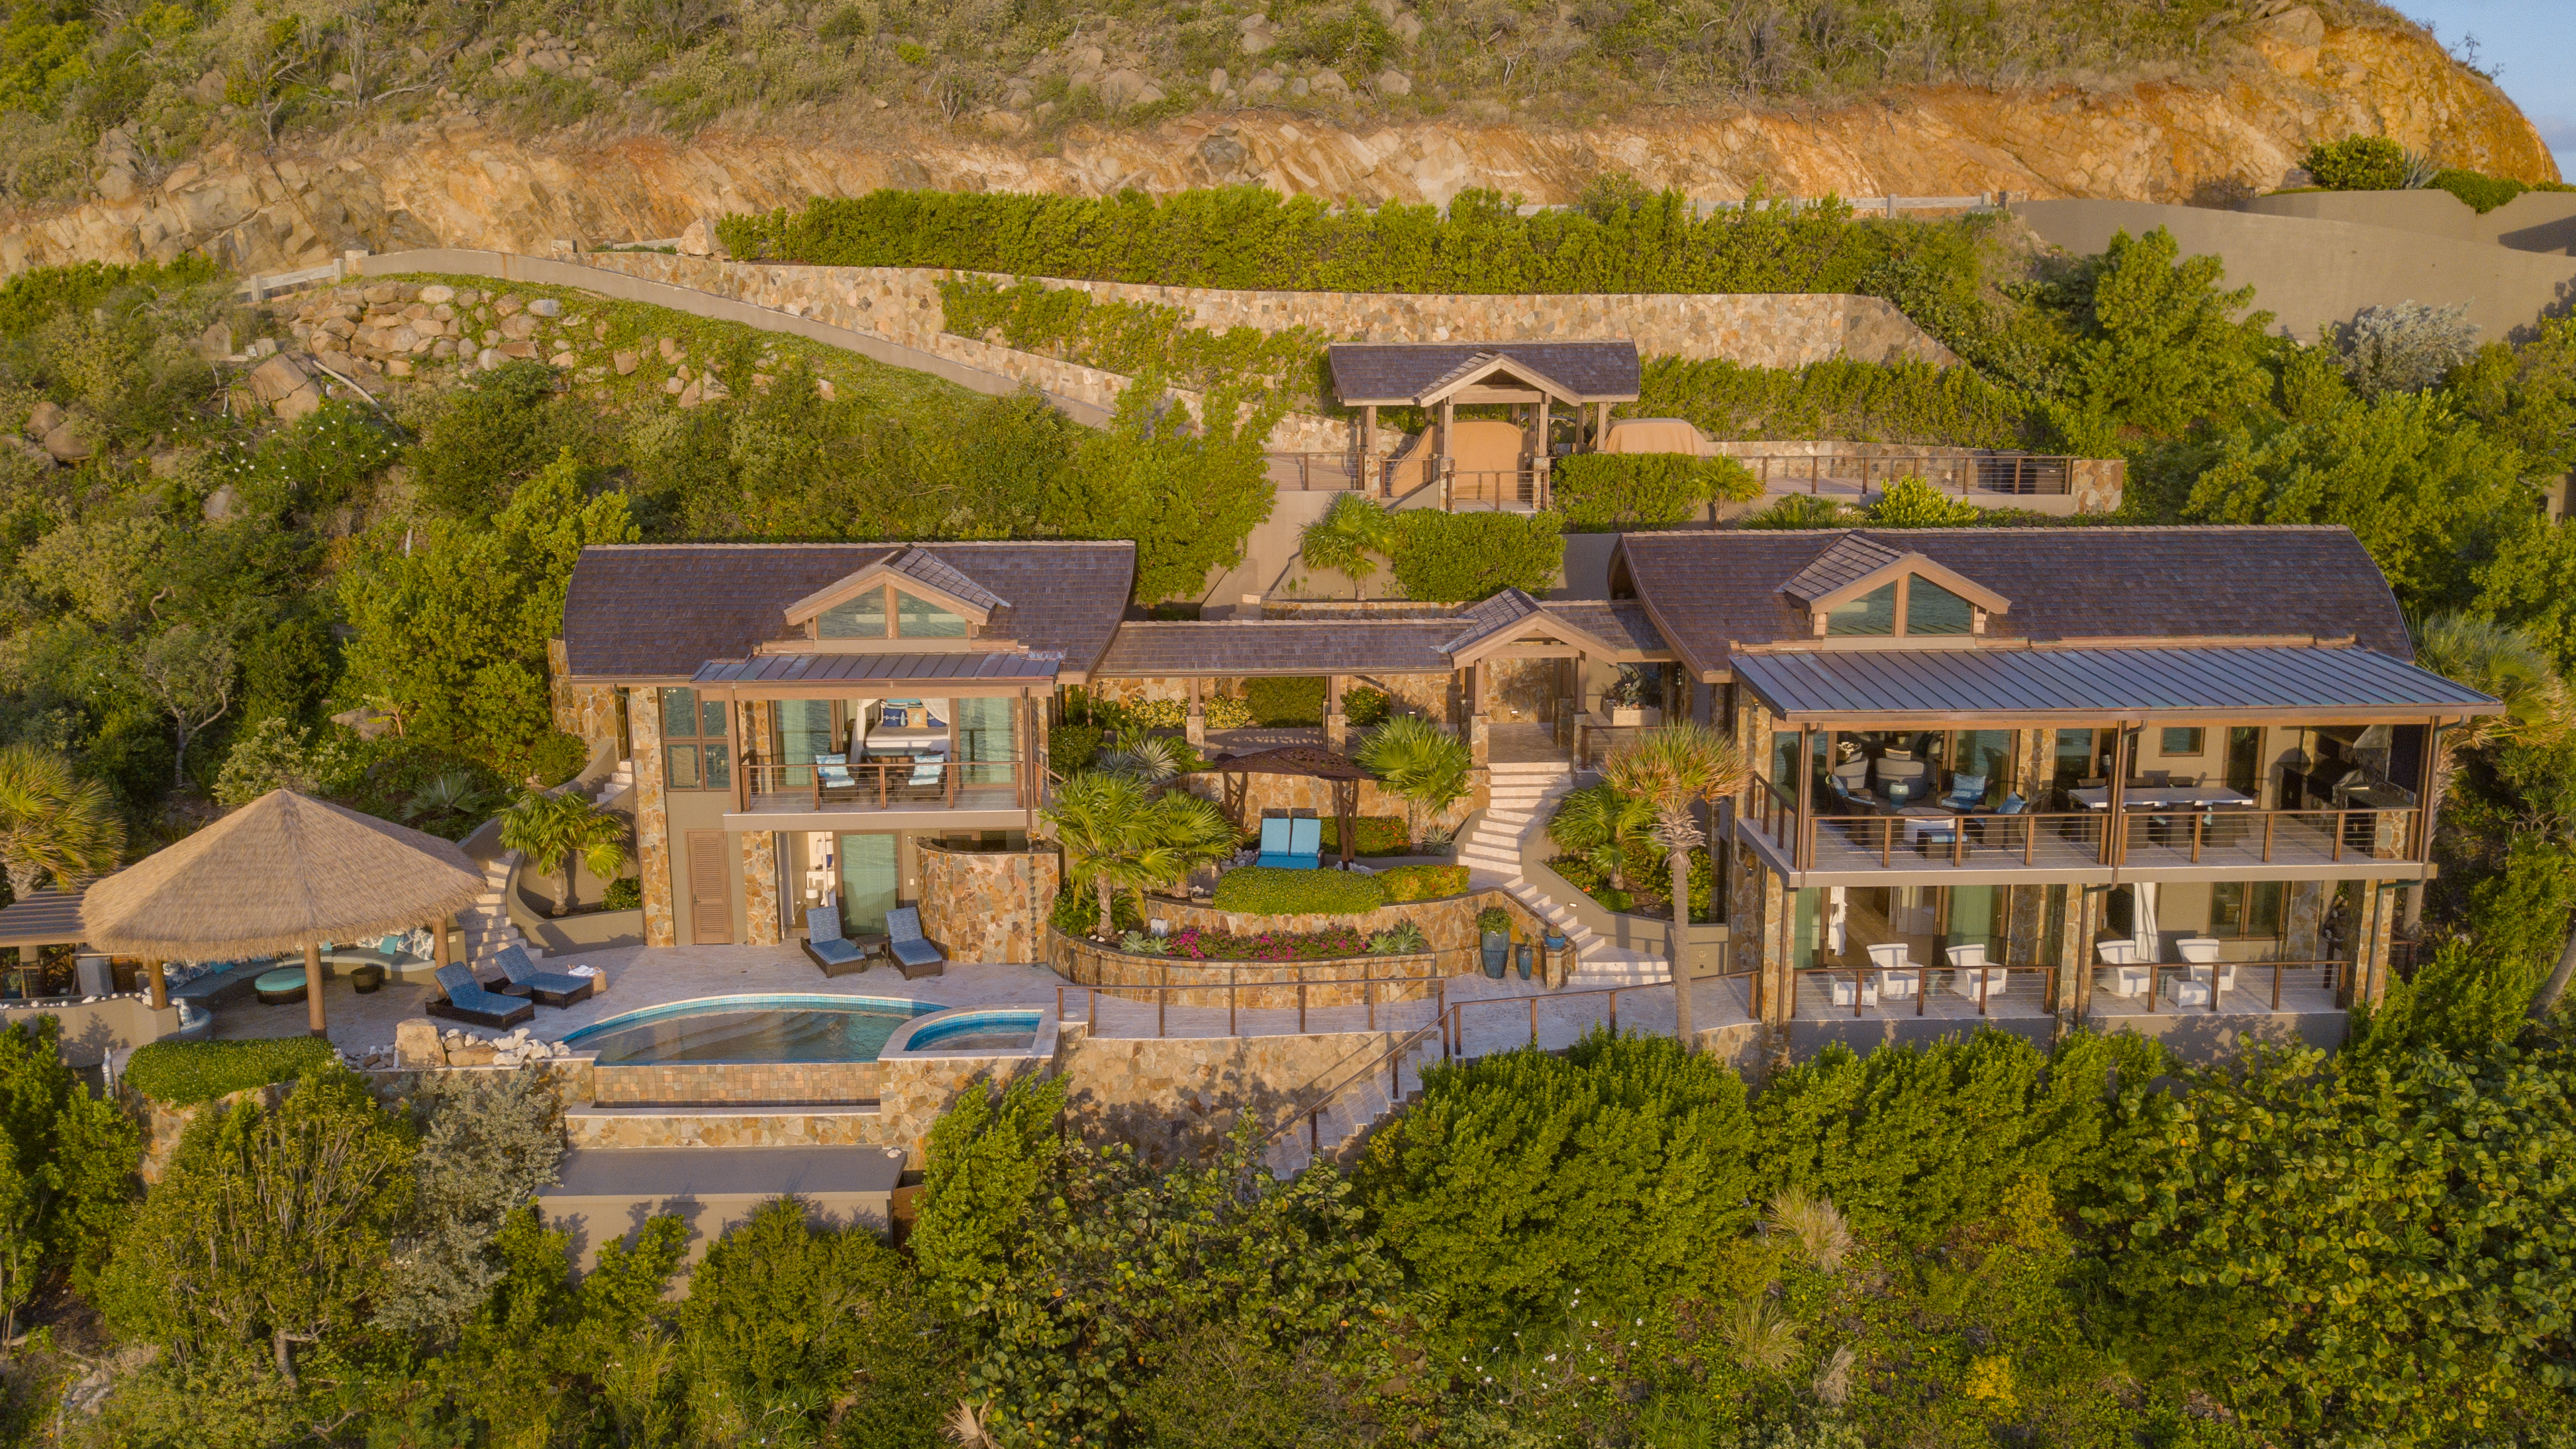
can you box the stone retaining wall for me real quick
[1065,887,1550,982]
[919,844,1059,965]
[589,1060,882,1104]
[1053,932,1437,1009]
[1052,1020,1406,1168]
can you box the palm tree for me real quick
[0,746,123,899]
[1548,783,1658,891]
[499,791,632,917]
[2410,613,2569,830]
[1299,494,1398,599]
[1041,772,1235,937]
[1354,715,1472,844]
[1095,734,1189,786]
[1600,721,1748,1044]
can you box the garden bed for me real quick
[1546,850,1718,924]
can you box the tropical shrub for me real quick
[1116,923,1409,961]
[0,1016,139,1341]
[2429,166,2575,213]
[1636,356,2028,448]
[1355,716,1473,842]
[1048,719,1105,774]
[1356,1032,1759,1341]
[1378,864,1468,901]
[1551,452,1759,530]
[1863,475,1984,526]
[1341,685,1391,727]
[123,1036,341,1107]
[1043,772,1237,936]
[938,275,1328,411]
[1387,509,1563,601]
[1240,675,1325,726]
[599,877,642,911]
[1209,866,1390,915]
[1317,814,1408,856]
[2303,135,2413,191]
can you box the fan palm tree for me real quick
[1042,772,1236,937]
[0,745,123,900]
[499,790,632,917]
[1299,494,1399,599]
[1354,715,1473,844]
[1547,783,1658,890]
[1601,722,1748,1044]
[2410,612,2569,831]
[1095,734,1189,786]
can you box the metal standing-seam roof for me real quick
[1730,644,2503,724]
[1327,341,1642,405]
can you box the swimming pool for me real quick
[899,1009,1043,1054]
[561,995,936,1064]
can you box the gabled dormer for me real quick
[779,546,1011,646]
[1779,534,2011,642]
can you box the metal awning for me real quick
[0,890,86,949]
[1731,645,2503,725]
[694,651,1060,698]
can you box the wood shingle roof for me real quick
[1327,341,1641,405]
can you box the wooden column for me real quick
[1594,400,1610,448]
[304,942,326,1036]
[1324,675,1346,750]
[1185,677,1206,747]
[1362,405,1379,492]
[1534,395,1552,509]
[1438,398,1456,510]
[2100,724,2131,866]
[435,914,452,970]
[146,960,166,1011]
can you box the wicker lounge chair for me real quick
[803,906,878,977]
[885,907,945,979]
[426,963,534,1028]
[489,943,597,1008]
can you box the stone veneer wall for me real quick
[918,844,1060,964]
[1169,769,1484,839]
[546,638,622,765]
[1054,933,1438,1009]
[591,1060,882,1105]
[742,829,781,947]
[630,686,677,948]
[1052,1021,1410,1170]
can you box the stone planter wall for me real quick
[918,844,1060,965]
[1062,887,1549,983]
[1052,931,1437,1009]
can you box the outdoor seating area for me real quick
[1255,817,1324,870]
[2091,936,2341,1015]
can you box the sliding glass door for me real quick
[836,833,899,936]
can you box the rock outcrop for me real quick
[0,10,2551,278]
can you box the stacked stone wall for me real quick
[1060,887,1546,981]
[1052,1021,1407,1169]
[918,845,1060,964]
[1054,934,1438,1009]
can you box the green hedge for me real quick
[1379,864,1469,902]
[1318,815,1409,856]
[1634,356,2028,448]
[1211,867,1391,915]
[1241,676,1326,726]
[1389,511,1563,602]
[1551,453,1760,531]
[125,1036,342,1107]
[717,185,1947,299]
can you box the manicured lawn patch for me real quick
[1211,867,1390,915]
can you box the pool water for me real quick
[903,1011,1042,1053]
[562,995,934,1064]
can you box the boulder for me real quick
[418,284,455,304]
[677,217,717,256]
[1375,68,1412,96]
[612,349,640,375]
[395,1018,444,1070]
[203,483,239,521]
[95,167,136,203]
[529,297,562,317]
[41,421,90,462]
[1392,11,1422,41]
[272,383,324,422]
[1311,69,1350,98]
[25,399,63,440]
[499,313,538,340]
[246,353,311,403]
[1101,69,1164,108]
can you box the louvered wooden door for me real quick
[685,830,732,944]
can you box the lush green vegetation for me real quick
[121,1036,341,1107]
[1377,862,1469,901]
[2299,134,2574,212]
[938,275,1330,413]
[1316,813,1407,856]
[1636,355,2031,447]
[1209,864,1390,914]
[1552,452,1760,531]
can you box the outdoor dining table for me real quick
[2066,785,2255,809]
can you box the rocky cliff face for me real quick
[0,8,2550,279]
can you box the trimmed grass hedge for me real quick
[1211,867,1390,915]
[125,1036,340,1107]
[1379,864,1470,902]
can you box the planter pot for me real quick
[1515,942,1534,981]
[350,964,386,994]
[1481,930,1509,979]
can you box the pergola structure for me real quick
[1203,746,1371,869]
[81,790,483,1036]
[1327,341,1642,507]
[0,890,86,997]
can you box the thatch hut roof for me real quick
[81,790,483,959]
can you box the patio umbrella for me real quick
[81,789,484,1036]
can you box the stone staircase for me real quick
[1263,1033,1443,1175]
[1456,759,1669,987]
[457,761,633,968]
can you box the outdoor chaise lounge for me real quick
[1255,816,1322,870]
[885,906,945,979]
[428,962,534,1028]
[489,943,597,1008]
[804,905,878,977]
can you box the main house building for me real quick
[555,523,2496,1039]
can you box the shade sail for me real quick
[81,790,483,959]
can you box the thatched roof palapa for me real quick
[81,790,485,960]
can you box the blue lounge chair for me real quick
[885,907,945,979]
[427,963,534,1028]
[1256,817,1323,870]
[1939,774,1987,812]
[1254,817,1295,868]
[489,943,597,1008]
[803,905,875,977]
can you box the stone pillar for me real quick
[631,687,678,948]
[2283,879,2326,966]
[547,637,622,769]
[1324,674,1346,750]
[2054,885,2091,1022]
[1466,662,1489,767]
[2352,879,2396,1007]
[1753,864,1793,1032]
[742,830,781,946]
[1185,677,1206,748]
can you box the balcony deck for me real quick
[1748,806,2424,881]
[740,785,1024,817]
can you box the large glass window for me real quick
[660,686,729,791]
[2052,729,2105,790]
[895,589,969,638]
[2225,726,2262,797]
[837,832,899,936]
[819,589,889,638]
[2210,881,2285,938]
[1824,582,1897,636]
[1905,578,1975,635]
[2160,726,2206,756]
[776,699,836,787]
[954,696,1016,786]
